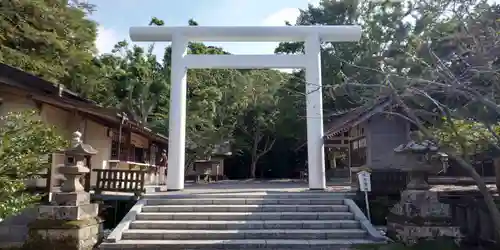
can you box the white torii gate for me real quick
[129,25,362,191]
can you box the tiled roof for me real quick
[324,96,394,137]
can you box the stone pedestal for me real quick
[26,131,101,250]
[27,202,101,250]
[386,189,462,245]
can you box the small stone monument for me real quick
[27,131,101,250]
[386,133,461,244]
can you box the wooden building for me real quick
[0,63,168,188]
[323,98,411,181]
[186,141,232,182]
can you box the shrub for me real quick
[0,110,67,218]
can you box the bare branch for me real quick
[257,136,276,159]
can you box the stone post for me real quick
[27,131,101,250]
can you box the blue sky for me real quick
[88,0,500,57]
[89,0,319,57]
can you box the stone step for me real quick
[121,229,367,240]
[145,198,345,205]
[136,212,354,221]
[129,220,361,230]
[99,239,377,250]
[144,192,351,199]
[141,204,350,213]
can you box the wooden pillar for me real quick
[43,154,54,204]
[348,132,356,189]
[127,130,132,161]
[332,149,337,169]
[220,158,225,179]
[84,155,92,192]
[348,139,352,170]
[325,148,331,170]
[494,157,500,191]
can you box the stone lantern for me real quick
[386,133,461,245]
[28,131,102,250]
[54,131,97,205]
[392,133,443,190]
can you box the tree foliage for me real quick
[93,42,167,124]
[315,0,500,238]
[433,119,500,158]
[0,110,67,218]
[233,70,287,177]
[0,0,99,95]
[274,0,500,239]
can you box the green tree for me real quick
[433,120,500,159]
[330,0,500,238]
[0,110,67,219]
[275,0,465,110]
[0,0,99,94]
[95,41,167,124]
[273,0,500,237]
[273,71,307,145]
[178,42,245,166]
[267,0,431,176]
[90,17,168,124]
[234,70,287,178]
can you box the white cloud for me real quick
[261,0,321,27]
[95,25,167,60]
[308,0,320,6]
[262,8,301,26]
[260,8,303,73]
[95,26,121,54]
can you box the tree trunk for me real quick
[495,157,500,191]
[250,160,257,179]
[454,156,500,240]
[250,131,259,179]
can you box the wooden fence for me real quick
[38,156,147,202]
[39,168,146,202]
[363,168,497,195]
[439,191,500,247]
[93,169,146,196]
[368,170,409,194]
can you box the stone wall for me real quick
[0,207,38,248]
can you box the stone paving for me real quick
[144,179,354,195]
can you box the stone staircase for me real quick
[100,192,386,249]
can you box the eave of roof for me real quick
[323,97,395,137]
[0,63,168,144]
[0,63,94,104]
